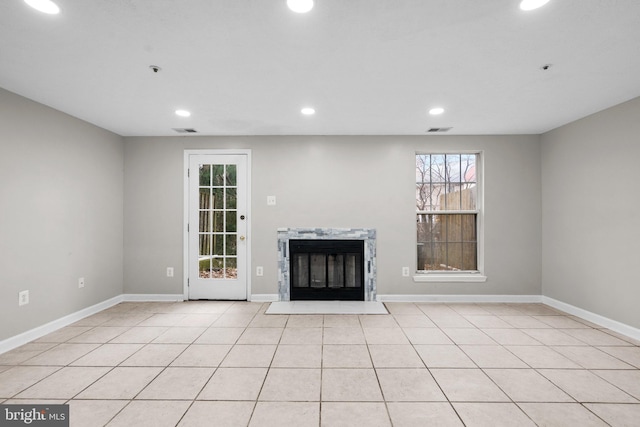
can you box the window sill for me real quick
[413,274,487,283]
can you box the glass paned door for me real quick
[189,154,247,300]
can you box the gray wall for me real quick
[541,96,640,329]
[124,135,541,298]
[0,88,124,341]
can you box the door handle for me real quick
[239,235,246,241]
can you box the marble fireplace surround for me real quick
[277,228,377,301]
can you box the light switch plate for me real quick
[267,196,276,206]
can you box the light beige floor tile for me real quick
[453,402,536,427]
[76,367,162,399]
[359,315,399,328]
[185,301,235,314]
[515,304,561,316]
[212,313,255,328]
[538,369,638,403]
[68,399,129,427]
[15,366,110,399]
[417,304,458,316]
[120,344,188,366]
[272,344,322,368]
[597,346,640,368]
[593,370,640,400]
[259,368,321,401]
[151,327,206,344]
[377,368,445,401]
[170,344,232,367]
[101,313,153,327]
[505,345,581,368]
[385,303,423,315]
[174,313,220,327]
[449,304,492,315]
[237,328,283,344]
[194,327,244,344]
[108,327,169,344]
[533,315,590,329]
[20,343,100,366]
[0,366,60,398]
[430,369,509,402]
[178,401,255,427]
[68,327,130,343]
[480,304,524,316]
[321,402,390,427]
[463,315,513,329]
[387,402,463,427]
[323,315,360,328]
[519,403,609,427]
[136,313,188,327]
[226,302,262,314]
[220,344,276,367]
[70,344,144,366]
[499,315,552,329]
[72,313,115,327]
[322,369,383,401]
[460,345,528,368]
[280,327,323,344]
[441,328,496,345]
[368,345,424,368]
[552,346,635,369]
[198,367,267,400]
[250,402,319,427]
[248,315,288,328]
[106,400,190,427]
[286,315,324,327]
[34,326,93,343]
[482,328,543,346]
[393,314,436,328]
[137,367,213,400]
[322,345,372,368]
[323,327,366,345]
[584,403,640,427]
[428,315,475,328]
[560,328,633,346]
[2,398,67,405]
[484,369,573,402]
[414,345,476,368]
[403,328,453,344]
[363,328,410,344]
[0,343,57,365]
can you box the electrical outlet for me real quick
[402,267,410,277]
[78,277,85,288]
[256,266,264,276]
[267,196,276,206]
[167,267,174,277]
[19,290,29,306]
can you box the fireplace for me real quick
[277,228,377,302]
[290,239,364,301]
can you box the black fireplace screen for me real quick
[289,239,364,300]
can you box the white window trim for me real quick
[414,151,485,283]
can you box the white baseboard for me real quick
[122,294,185,302]
[250,294,279,302]
[542,296,640,341]
[377,294,543,303]
[0,295,124,355]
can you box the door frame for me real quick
[183,149,252,301]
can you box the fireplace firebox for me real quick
[289,239,365,301]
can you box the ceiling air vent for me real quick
[172,128,198,134]
[427,127,452,133]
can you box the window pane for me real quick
[212,188,224,209]
[199,165,211,186]
[212,235,224,256]
[212,165,225,186]
[226,188,237,209]
[226,165,237,186]
[226,211,237,232]
[416,213,477,272]
[226,234,237,255]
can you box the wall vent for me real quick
[427,127,452,133]
[172,128,198,133]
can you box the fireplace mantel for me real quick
[277,228,377,301]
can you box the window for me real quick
[416,153,484,280]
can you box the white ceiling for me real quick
[1,0,639,136]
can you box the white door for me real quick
[188,154,248,300]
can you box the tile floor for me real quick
[1,301,639,426]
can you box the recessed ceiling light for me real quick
[301,107,315,115]
[429,107,445,115]
[24,0,60,14]
[175,109,191,117]
[287,0,314,14]
[519,0,551,11]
